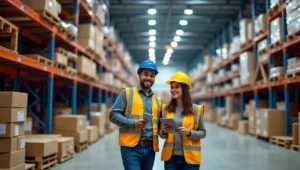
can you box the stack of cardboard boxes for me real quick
[21,0,62,19]
[0,92,28,170]
[286,0,300,37]
[246,100,268,135]
[239,19,252,45]
[239,52,255,86]
[77,55,97,79]
[54,115,88,152]
[87,126,98,144]
[270,17,283,46]
[91,104,106,138]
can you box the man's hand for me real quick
[175,127,191,136]
[134,119,147,128]
[162,124,173,134]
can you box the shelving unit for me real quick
[191,0,300,136]
[0,0,137,134]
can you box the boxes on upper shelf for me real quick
[270,17,283,46]
[239,18,252,45]
[255,14,267,35]
[239,52,254,86]
[270,0,281,9]
[286,0,300,14]
[21,0,61,18]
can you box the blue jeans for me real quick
[120,145,155,170]
[164,155,200,170]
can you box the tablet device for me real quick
[143,113,153,122]
[160,118,178,132]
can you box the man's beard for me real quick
[140,79,154,89]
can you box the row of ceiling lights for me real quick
[147,8,193,65]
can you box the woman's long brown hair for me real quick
[166,82,194,115]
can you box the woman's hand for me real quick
[162,124,173,134]
[176,127,191,136]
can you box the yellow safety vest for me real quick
[119,87,161,152]
[161,104,203,164]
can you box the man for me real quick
[110,59,162,170]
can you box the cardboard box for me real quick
[53,107,71,116]
[78,24,96,39]
[0,150,25,168]
[21,0,61,17]
[239,18,252,44]
[240,52,254,85]
[25,138,58,157]
[0,123,24,137]
[286,0,300,13]
[0,137,17,153]
[25,117,32,134]
[55,130,88,144]
[25,134,62,139]
[54,115,87,133]
[54,53,68,66]
[255,13,267,34]
[259,109,285,137]
[0,92,28,108]
[228,114,240,130]
[270,17,283,45]
[0,108,27,123]
[238,120,248,134]
[276,102,298,117]
[56,137,74,159]
[91,114,105,138]
[248,110,256,135]
[87,126,98,143]
[247,22,253,40]
[77,56,97,78]
[0,163,25,170]
[78,38,95,50]
[293,123,299,145]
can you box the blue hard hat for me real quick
[137,60,159,75]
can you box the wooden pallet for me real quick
[25,54,54,66]
[270,136,293,149]
[25,163,35,170]
[269,41,282,49]
[54,62,67,70]
[26,153,57,170]
[287,30,300,41]
[258,48,268,55]
[57,152,75,163]
[66,66,77,76]
[269,75,285,82]
[75,142,88,153]
[36,9,61,27]
[55,47,77,61]
[0,16,18,52]
[290,144,300,152]
[286,69,300,79]
[256,135,270,142]
[255,30,265,37]
[267,3,280,16]
[77,72,95,81]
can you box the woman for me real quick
[159,71,206,170]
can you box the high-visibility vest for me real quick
[119,87,161,152]
[161,104,203,164]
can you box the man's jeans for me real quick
[164,155,200,170]
[121,145,155,170]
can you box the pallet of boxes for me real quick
[25,134,75,164]
[54,115,89,153]
[0,92,27,170]
[91,104,106,139]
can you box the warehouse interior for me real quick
[0,0,300,170]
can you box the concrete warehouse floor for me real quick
[55,122,300,170]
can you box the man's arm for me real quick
[109,90,135,128]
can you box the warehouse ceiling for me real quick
[109,0,266,66]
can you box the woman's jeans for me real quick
[164,155,200,170]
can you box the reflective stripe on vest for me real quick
[183,145,201,151]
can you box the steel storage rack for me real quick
[0,0,137,134]
[190,0,300,136]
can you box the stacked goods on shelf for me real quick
[55,47,78,75]
[239,18,252,46]
[202,103,215,122]
[216,108,225,126]
[286,57,300,76]
[25,134,75,163]
[77,56,97,80]
[276,101,298,117]
[257,39,268,64]
[254,13,267,36]
[0,92,27,170]
[228,113,240,130]
[269,66,284,81]
[87,126,98,144]
[92,0,106,26]
[255,109,285,138]
[25,137,58,169]
[0,17,18,52]
[59,21,78,40]
[291,123,299,150]
[286,0,300,40]
[229,36,241,55]
[21,0,62,26]
[94,27,105,59]
[25,117,32,135]
[238,120,248,134]
[102,72,114,86]
[239,52,255,86]
[270,0,281,10]
[246,100,268,135]
[91,111,106,138]
[54,115,89,153]
[270,17,283,48]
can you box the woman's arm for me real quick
[188,114,206,140]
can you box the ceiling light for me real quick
[149,36,156,41]
[171,41,178,47]
[150,56,156,60]
[179,20,188,26]
[163,60,168,65]
[102,4,107,10]
[174,36,181,42]
[149,29,156,35]
[164,57,170,62]
[149,41,156,47]
[176,30,184,35]
[149,48,155,53]
[165,53,171,58]
[149,53,155,57]
[184,9,193,15]
[148,20,156,26]
[167,48,173,54]
[148,8,157,15]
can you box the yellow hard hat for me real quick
[166,71,191,89]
